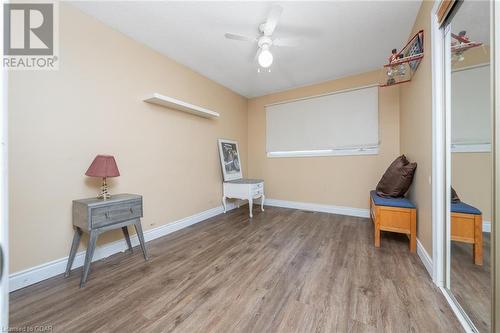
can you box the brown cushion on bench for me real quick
[376,155,417,198]
[451,187,461,203]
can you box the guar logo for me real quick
[3,2,58,70]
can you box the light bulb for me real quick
[399,64,406,76]
[258,48,273,68]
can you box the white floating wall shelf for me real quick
[144,93,220,118]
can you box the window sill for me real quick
[451,143,491,153]
[267,147,379,158]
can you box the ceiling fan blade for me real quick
[225,33,256,42]
[273,38,299,47]
[263,5,283,36]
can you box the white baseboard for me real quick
[9,202,239,292]
[417,239,433,278]
[483,220,491,233]
[263,198,370,218]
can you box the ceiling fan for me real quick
[224,5,297,69]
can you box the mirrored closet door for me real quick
[445,1,492,331]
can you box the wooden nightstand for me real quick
[65,193,149,287]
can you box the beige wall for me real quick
[453,46,490,70]
[247,71,400,209]
[452,153,492,222]
[8,3,248,273]
[399,0,434,253]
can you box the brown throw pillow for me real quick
[451,187,461,203]
[376,155,417,198]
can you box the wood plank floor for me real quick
[451,233,491,332]
[10,206,462,332]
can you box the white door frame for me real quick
[431,0,446,288]
[0,69,8,330]
[493,1,499,331]
[0,1,8,330]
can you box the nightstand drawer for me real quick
[251,183,264,195]
[251,183,264,191]
[91,201,142,227]
[252,188,264,196]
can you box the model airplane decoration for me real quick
[381,30,424,87]
[451,30,483,62]
[224,5,298,71]
[385,49,406,85]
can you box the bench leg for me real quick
[409,209,416,253]
[369,197,372,221]
[372,200,381,248]
[374,222,381,248]
[473,215,483,265]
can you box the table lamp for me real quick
[85,155,120,200]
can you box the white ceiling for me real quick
[70,1,422,98]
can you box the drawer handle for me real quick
[129,208,133,214]
[105,212,110,219]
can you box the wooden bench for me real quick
[451,202,483,265]
[369,191,416,253]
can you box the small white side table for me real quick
[222,179,265,218]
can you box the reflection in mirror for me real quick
[449,1,491,331]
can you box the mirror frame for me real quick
[433,1,495,331]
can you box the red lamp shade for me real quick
[85,155,120,178]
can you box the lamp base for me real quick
[97,177,111,200]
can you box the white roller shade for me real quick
[266,86,379,156]
[451,65,491,150]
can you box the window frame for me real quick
[265,84,380,158]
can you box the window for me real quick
[265,85,379,157]
[451,64,491,153]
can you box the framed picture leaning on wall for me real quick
[218,139,242,181]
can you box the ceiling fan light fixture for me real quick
[258,48,273,68]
